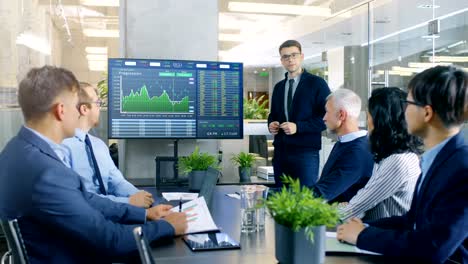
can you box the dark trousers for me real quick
[273,144,319,188]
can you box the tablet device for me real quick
[183,232,241,251]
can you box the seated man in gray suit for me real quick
[0,66,187,263]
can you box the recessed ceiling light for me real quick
[421,35,440,39]
[228,2,331,16]
[417,4,440,9]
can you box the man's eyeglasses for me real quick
[281,53,301,61]
[401,99,426,108]
[80,99,104,108]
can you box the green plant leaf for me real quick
[231,151,256,168]
[264,175,339,241]
[178,146,220,175]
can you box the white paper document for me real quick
[170,196,219,234]
[162,192,199,201]
[325,232,380,255]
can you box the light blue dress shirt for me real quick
[338,130,368,143]
[418,136,453,193]
[62,128,139,203]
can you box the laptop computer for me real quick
[197,167,219,210]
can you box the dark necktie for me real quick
[287,79,294,117]
[84,135,107,195]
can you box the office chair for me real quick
[0,219,29,264]
[133,227,156,264]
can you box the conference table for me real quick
[149,186,389,264]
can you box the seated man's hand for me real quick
[146,204,173,221]
[336,217,366,245]
[129,191,154,208]
[163,212,188,236]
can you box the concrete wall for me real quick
[119,0,247,184]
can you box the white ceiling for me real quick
[48,0,468,68]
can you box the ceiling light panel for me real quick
[81,0,119,7]
[85,47,108,54]
[83,29,119,38]
[228,2,331,16]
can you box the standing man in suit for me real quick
[63,82,154,208]
[268,40,331,187]
[313,89,374,203]
[0,66,187,263]
[337,66,468,263]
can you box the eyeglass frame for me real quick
[280,52,301,61]
[401,99,427,107]
[79,99,104,108]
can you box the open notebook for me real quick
[326,232,380,255]
[170,196,219,235]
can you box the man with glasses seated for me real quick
[268,39,331,187]
[63,82,154,208]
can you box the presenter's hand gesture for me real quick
[336,217,365,245]
[129,191,154,208]
[146,204,173,221]
[280,122,297,135]
[269,121,280,135]
[164,212,188,235]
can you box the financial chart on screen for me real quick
[108,58,243,139]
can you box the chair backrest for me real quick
[133,227,156,264]
[198,167,219,209]
[0,219,29,264]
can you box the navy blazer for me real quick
[0,127,174,263]
[267,70,330,150]
[357,133,468,263]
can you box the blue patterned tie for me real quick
[84,135,107,195]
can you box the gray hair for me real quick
[326,88,361,119]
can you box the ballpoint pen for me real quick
[179,197,182,212]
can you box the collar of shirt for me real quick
[74,128,87,142]
[420,135,453,178]
[338,130,368,143]
[24,125,71,167]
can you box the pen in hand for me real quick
[179,197,182,212]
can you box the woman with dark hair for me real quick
[339,87,422,221]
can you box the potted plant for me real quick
[179,146,218,191]
[231,152,256,182]
[264,176,339,264]
[243,95,269,120]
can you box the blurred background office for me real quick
[0,0,467,185]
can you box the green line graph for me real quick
[122,85,189,113]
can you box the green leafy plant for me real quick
[231,152,256,168]
[243,95,269,119]
[178,146,219,175]
[264,175,339,241]
[97,73,108,107]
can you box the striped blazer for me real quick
[339,152,421,221]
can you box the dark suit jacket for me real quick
[0,127,174,264]
[313,136,374,203]
[357,133,468,263]
[267,70,330,150]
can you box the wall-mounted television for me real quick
[107,58,243,139]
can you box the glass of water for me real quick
[240,185,257,233]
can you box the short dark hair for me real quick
[279,40,302,54]
[408,66,468,128]
[18,66,79,121]
[368,87,422,163]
